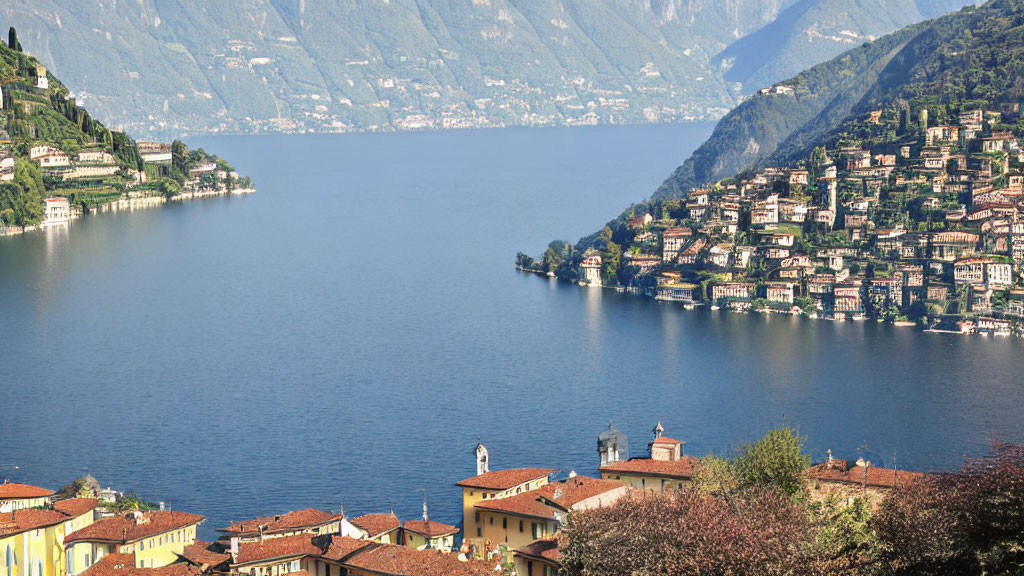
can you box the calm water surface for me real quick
[1,124,1022,538]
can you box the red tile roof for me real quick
[318,535,372,561]
[475,476,626,520]
[233,534,321,566]
[342,543,494,576]
[65,511,205,544]
[53,498,99,518]
[177,541,230,568]
[350,514,401,538]
[220,509,338,537]
[805,459,926,489]
[0,509,70,537]
[651,437,684,445]
[0,483,54,500]
[600,456,699,479]
[454,468,555,490]
[401,520,458,538]
[513,538,561,565]
[78,554,202,576]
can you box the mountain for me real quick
[2,0,973,137]
[715,0,976,92]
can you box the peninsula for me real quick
[0,27,252,238]
[522,0,1024,337]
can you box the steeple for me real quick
[474,439,489,476]
[597,420,628,467]
[653,421,664,440]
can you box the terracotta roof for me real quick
[454,468,555,490]
[0,483,54,500]
[475,476,626,520]
[651,437,684,445]
[401,520,458,538]
[53,498,99,518]
[805,459,926,489]
[513,538,562,565]
[233,534,321,566]
[0,509,70,537]
[350,514,401,538]
[78,554,202,576]
[220,509,337,537]
[318,535,373,561]
[178,541,230,568]
[342,543,494,576]
[600,456,699,479]
[65,511,205,544]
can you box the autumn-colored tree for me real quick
[872,442,1024,575]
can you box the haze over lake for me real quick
[1,124,1021,538]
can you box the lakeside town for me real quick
[1,422,935,576]
[0,29,252,239]
[521,100,1024,338]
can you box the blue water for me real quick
[1,124,1021,539]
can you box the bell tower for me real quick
[597,420,628,467]
[474,439,489,476]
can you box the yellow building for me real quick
[471,475,628,555]
[512,538,560,576]
[0,509,70,576]
[347,515,400,545]
[400,520,457,552]
[0,484,54,513]
[229,533,320,576]
[218,510,341,543]
[64,510,203,574]
[599,422,699,493]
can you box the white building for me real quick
[581,250,602,286]
[43,197,70,226]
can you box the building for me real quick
[766,282,795,305]
[711,283,753,303]
[661,227,691,262]
[43,198,71,227]
[512,538,560,576]
[579,250,602,286]
[229,533,320,576]
[65,510,204,574]
[400,519,457,552]
[805,452,925,505]
[0,509,73,576]
[471,475,627,554]
[347,515,400,545]
[455,463,554,551]
[599,423,699,493]
[0,483,54,512]
[596,421,628,467]
[218,510,342,543]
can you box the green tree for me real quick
[8,27,21,52]
[733,423,811,496]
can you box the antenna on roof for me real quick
[416,489,428,522]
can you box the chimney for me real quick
[230,537,239,563]
[827,449,833,465]
[258,525,264,542]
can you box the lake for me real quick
[1,124,1022,538]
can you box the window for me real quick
[476,527,481,538]
[501,518,506,529]
[290,560,300,572]
[519,520,523,533]
[488,517,493,526]
[84,554,90,568]
[531,522,543,539]
[171,534,175,543]
[140,541,145,551]
[474,512,479,522]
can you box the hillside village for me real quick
[0,28,252,237]
[524,98,1024,336]
[1,422,923,576]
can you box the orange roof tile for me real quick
[350,514,401,538]
[401,520,458,538]
[651,437,684,445]
[0,509,70,537]
[65,511,205,545]
[599,456,699,479]
[233,534,321,566]
[475,476,626,519]
[318,535,372,561]
[177,541,230,568]
[220,509,337,537]
[454,468,555,490]
[53,498,99,518]
[805,459,926,489]
[342,543,494,576]
[513,538,561,565]
[0,483,54,500]
[78,554,202,576]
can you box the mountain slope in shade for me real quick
[2,0,972,137]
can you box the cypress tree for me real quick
[8,27,20,52]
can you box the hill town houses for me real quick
[566,104,1024,336]
[1,424,921,576]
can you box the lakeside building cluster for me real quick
[1,424,921,576]
[547,104,1024,336]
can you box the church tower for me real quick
[474,440,489,476]
[597,420,628,467]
